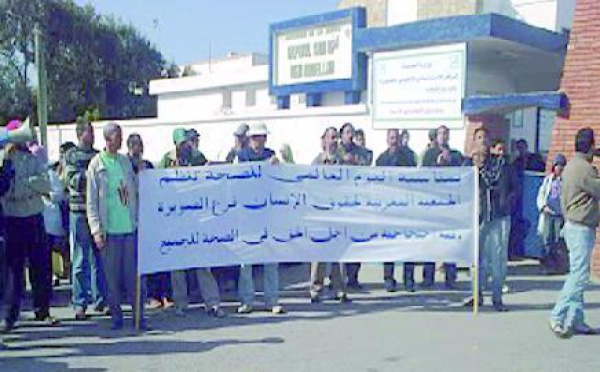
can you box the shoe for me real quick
[463,296,484,308]
[405,281,416,293]
[147,298,163,310]
[549,321,572,339]
[0,320,15,334]
[53,275,60,287]
[335,294,351,303]
[384,279,398,293]
[573,323,598,335]
[110,319,124,331]
[310,295,321,304]
[237,304,253,314]
[35,314,61,326]
[93,304,110,316]
[445,282,457,290]
[347,281,363,291]
[493,303,509,312]
[74,307,87,321]
[502,284,510,294]
[207,306,226,318]
[271,305,286,314]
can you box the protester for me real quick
[464,128,516,311]
[86,122,146,330]
[128,133,174,309]
[550,128,599,338]
[376,129,418,292]
[513,139,545,173]
[354,128,373,165]
[0,138,15,332]
[420,125,463,288]
[1,125,58,332]
[337,123,370,290]
[419,128,438,165]
[159,128,225,318]
[225,123,249,163]
[310,127,349,303]
[279,143,294,164]
[536,154,566,266]
[234,122,285,314]
[65,120,107,320]
[186,128,208,165]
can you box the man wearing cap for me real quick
[225,123,249,163]
[233,122,285,314]
[159,128,225,318]
[550,128,600,338]
[186,128,208,166]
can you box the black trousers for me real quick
[3,214,51,323]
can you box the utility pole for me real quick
[34,24,48,147]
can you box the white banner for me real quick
[273,19,353,86]
[372,43,467,129]
[138,164,477,275]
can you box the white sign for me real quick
[137,164,477,275]
[273,19,353,86]
[372,43,467,129]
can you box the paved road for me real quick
[1,261,599,372]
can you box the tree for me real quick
[0,0,169,124]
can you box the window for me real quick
[246,89,256,107]
[222,90,232,109]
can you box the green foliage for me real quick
[0,0,170,124]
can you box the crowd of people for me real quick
[0,118,597,339]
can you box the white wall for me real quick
[482,0,576,32]
[387,0,418,26]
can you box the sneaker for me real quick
[573,323,598,335]
[502,284,510,294]
[74,307,87,321]
[207,306,226,318]
[271,305,286,314]
[237,304,253,314]
[384,279,398,293]
[549,321,572,339]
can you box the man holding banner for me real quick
[376,129,418,293]
[159,128,225,318]
[234,122,285,314]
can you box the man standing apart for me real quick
[65,120,107,319]
[87,122,145,330]
[550,128,599,338]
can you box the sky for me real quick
[74,0,340,65]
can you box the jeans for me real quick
[100,233,144,323]
[345,262,361,284]
[476,217,509,305]
[171,268,220,309]
[238,264,279,307]
[384,262,416,287]
[541,214,564,257]
[3,214,51,323]
[70,212,107,310]
[423,262,457,285]
[551,221,595,329]
[310,262,346,298]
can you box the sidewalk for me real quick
[1,260,599,372]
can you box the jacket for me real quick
[86,152,138,237]
[64,145,99,212]
[560,152,600,228]
[536,174,562,236]
[1,149,50,218]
